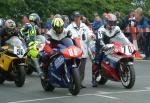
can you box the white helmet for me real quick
[105,13,117,30]
[107,13,117,22]
[36,35,46,44]
[5,19,16,29]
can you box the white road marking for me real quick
[97,89,150,95]
[8,96,73,103]
[8,93,118,103]
[93,94,119,100]
[8,88,150,103]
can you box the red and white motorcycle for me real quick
[91,34,136,89]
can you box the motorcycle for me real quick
[41,38,82,96]
[91,34,136,89]
[0,36,27,87]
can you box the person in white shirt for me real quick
[67,11,94,88]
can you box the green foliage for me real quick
[0,0,149,21]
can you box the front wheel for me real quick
[41,79,55,92]
[98,76,108,85]
[119,64,135,89]
[14,65,26,87]
[68,68,81,96]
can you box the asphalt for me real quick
[0,60,150,103]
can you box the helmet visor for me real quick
[53,26,64,34]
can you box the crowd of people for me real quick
[37,7,150,60]
[0,7,149,88]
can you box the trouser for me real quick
[79,58,87,82]
[137,32,146,53]
[33,58,43,76]
[144,32,150,58]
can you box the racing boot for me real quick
[92,74,97,87]
[33,58,44,79]
[92,63,98,87]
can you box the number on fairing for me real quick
[68,48,78,56]
[122,45,133,54]
[17,49,23,55]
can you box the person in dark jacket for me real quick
[135,7,149,59]
[92,13,103,33]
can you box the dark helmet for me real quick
[29,13,40,24]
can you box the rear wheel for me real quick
[26,65,34,75]
[68,68,81,96]
[0,77,5,84]
[41,79,55,92]
[119,64,135,89]
[14,65,26,87]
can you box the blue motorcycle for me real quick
[41,38,82,96]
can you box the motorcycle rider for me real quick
[19,13,44,79]
[46,18,72,48]
[67,11,94,88]
[92,13,130,87]
[19,13,40,43]
[44,18,73,68]
[0,19,18,51]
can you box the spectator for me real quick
[134,7,149,58]
[114,11,124,29]
[81,15,90,26]
[122,9,136,42]
[46,15,54,30]
[102,12,108,26]
[92,13,103,33]
[20,15,29,24]
[144,10,150,59]
[67,11,94,88]
[62,15,70,28]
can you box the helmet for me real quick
[105,13,117,30]
[5,19,16,30]
[36,35,46,44]
[54,14,62,18]
[0,18,5,28]
[52,18,64,34]
[29,13,40,24]
[36,35,46,51]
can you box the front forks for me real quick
[64,59,78,83]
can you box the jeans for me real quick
[144,32,150,58]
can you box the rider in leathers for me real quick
[92,13,130,87]
[42,18,73,70]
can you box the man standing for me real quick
[67,11,94,88]
[134,7,149,59]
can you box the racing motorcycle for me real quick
[91,34,136,89]
[41,38,82,96]
[0,36,27,87]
